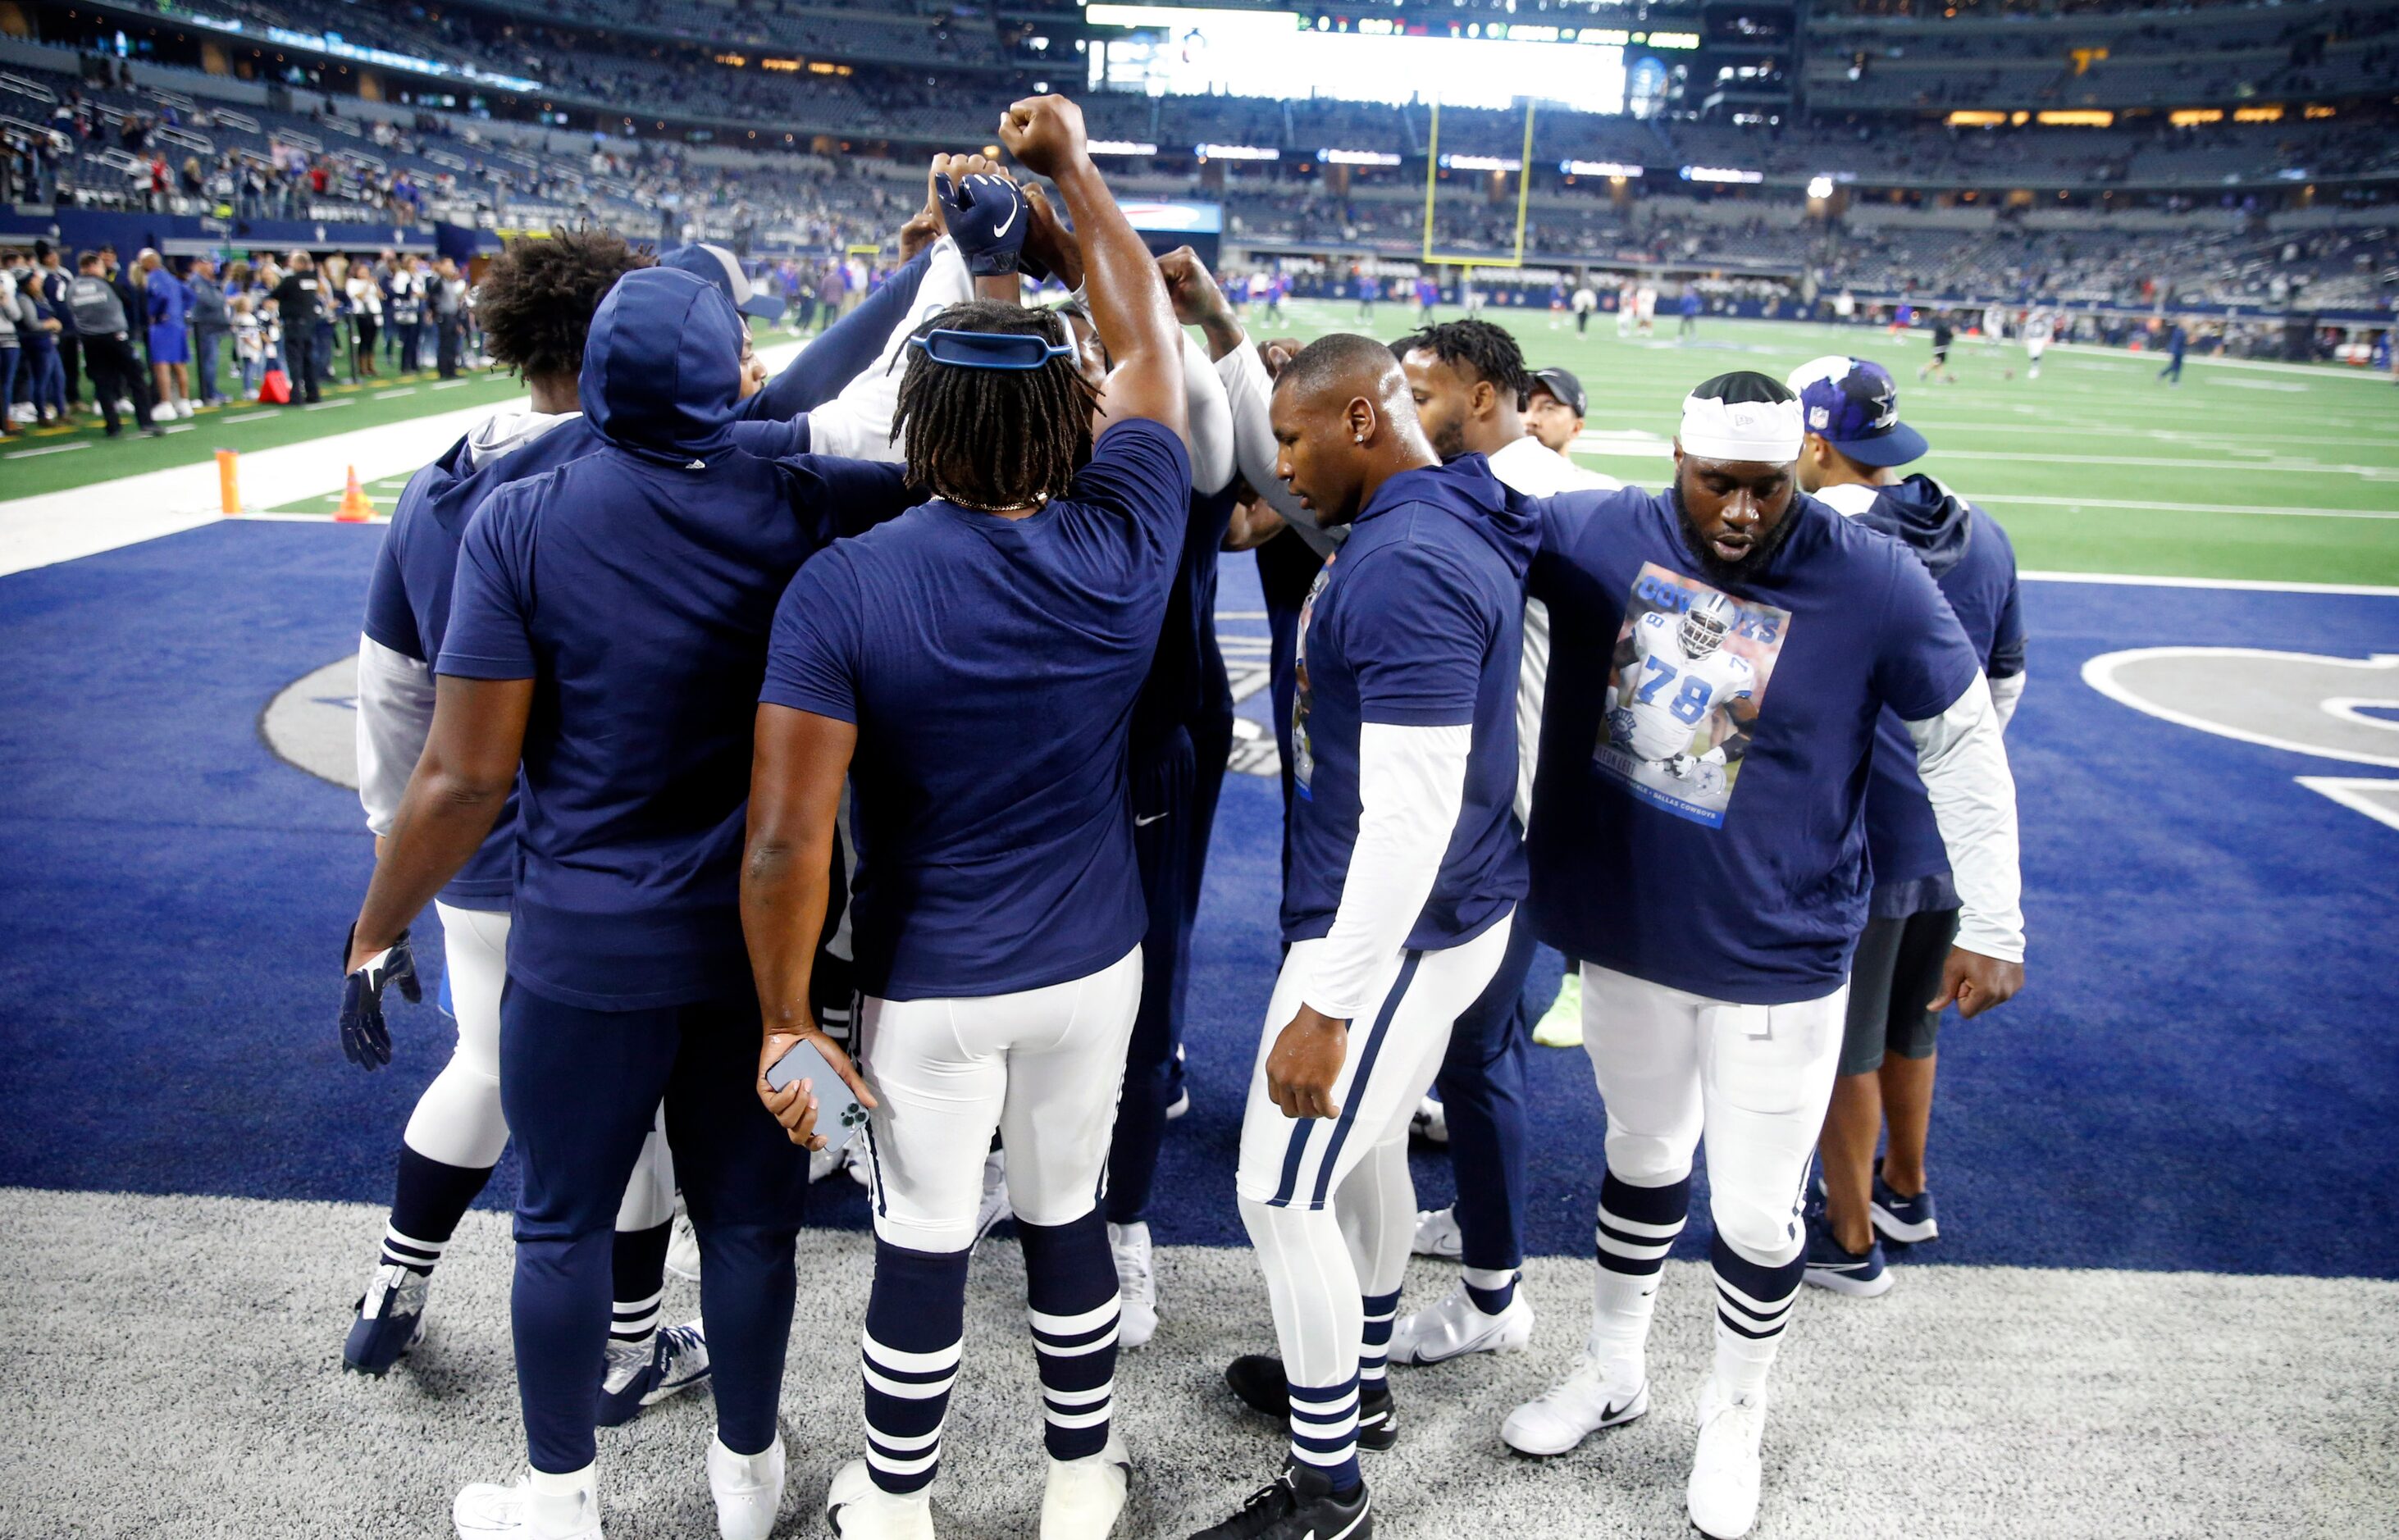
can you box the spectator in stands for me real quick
[267,249,327,405]
[188,257,230,407]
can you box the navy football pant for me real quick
[1107,728,1197,1225]
[1432,911,1537,1273]
[499,982,810,1474]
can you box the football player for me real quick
[1605,587,1758,797]
[1503,371,2026,1539]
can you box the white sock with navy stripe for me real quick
[1019,1212,1120,1463]
[1710,1232,1802,1401]
[1287,1374,1362,1494]
[1358,1290,1399,1387]
[860,1240,970,1496]
[1591,1170,1691,1369]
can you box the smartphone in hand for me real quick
[765,1037,868,1155]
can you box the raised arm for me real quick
[998,95,1186,444]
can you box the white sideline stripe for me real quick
[221,409,276,423]
[2022,570,2399,597]
[2,443,90,459]
[1976,496,2397,522]
[373,387,417,399]
[303,400,354,412]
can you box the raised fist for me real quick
[998,94,1088,180]
[1156,245,1230,329]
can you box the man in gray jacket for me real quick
[66,250,163,436]
[187,257,230,406]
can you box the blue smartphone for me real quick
[764,1038,867,1154]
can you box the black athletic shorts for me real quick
[1840,907,1959,1076]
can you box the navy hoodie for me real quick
[1280,452,1539,952]
[1848,474,2023,908]
[437,268,916,1009]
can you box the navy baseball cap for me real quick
[1530,366,1586,418]
[659,242,786,322]
[1784,355,1928,467]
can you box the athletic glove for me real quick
[936,171,1028,278]
[340,925,422,1070]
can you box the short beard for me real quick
[1428,417,1468,462]
[1674,469,1796,586]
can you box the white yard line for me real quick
[2,443,91,460]
[2023,570,2399,597]
[1974,495,2397,521]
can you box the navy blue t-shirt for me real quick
[759,417,1193,1001]
[1281,454,1535,951]
[1525,485,1981,1005]
[363,417,605,909]
[1132,484,1238,763]
[1855,489,2023,898]
[437,449,914,1009]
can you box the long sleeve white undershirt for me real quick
[356,634,436,836]
[804,237,974,462]
[1302,722,1471,1022]
[1180,330,1236,496]
[1904,672,2026,962]
[1215,337,1343,559]
[1990,668,2027,733]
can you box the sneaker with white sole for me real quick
[1531,973,1583,1048]
[1686,1375,1767,1539]
[1408,1096,1448,1146]
[707,1433,783,1540]
[454,1470,603,1540]
[596,1320,709,1426]
[825,1457,934,1539]
[1109,1220,1157,1350]
[1801,1217,1893,1298]
[1501,1353,1649,1456]
[1389,1282,1534,1365]
[1039,1428,1131,1538]
[1870,1160,1939,1245]
[665,1211,700,1282]
[344,1262,431,1374]
[1407,1206,1462,1261]
[177,399,197,418]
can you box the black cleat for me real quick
[1188,1463,1371,1540]
[1224,1355,1397,1451]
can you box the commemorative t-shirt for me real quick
[1281,454,1535,951]
[759,417,1192,1001]
[1524,485,1981,1004]
[437,449,914,1009]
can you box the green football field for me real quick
[12,305,2392,585]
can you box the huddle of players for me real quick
[332,91,2027,1540]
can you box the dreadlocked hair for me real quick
[477,227,654,381]
[892,299,1099,511]
[1392,317,1536,412]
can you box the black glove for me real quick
[937,171,1028,279]
[340,925,422,1070]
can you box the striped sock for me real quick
[1287,1374,1362,1496]
[1710,1232,1803,1401]
[1461,1267,1517,1315]
[861,1240,969,1496]
[1358,1290,1400,1387]
[383,1146,492,1275]
[1019,1211,1120,1462]
[609,1221,671,1351]
[1591,1171,1690,1365]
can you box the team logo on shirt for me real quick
[1594,564,1790,828]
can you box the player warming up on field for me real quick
[1502,371,2026,1540]
[741,93,1187,1540]
[1782,356,2026,1296]
[1197,332,1536,1540]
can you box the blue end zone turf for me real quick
[1,522,2392,1279]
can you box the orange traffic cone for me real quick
[335,466,373,522]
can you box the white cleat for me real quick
[1410,1095,1448,1145]
[1038,1428,1132,1538]
[707,1433,784,1540]
[1409,1205,1463,1260]
[1687,1375,1767,1539]
[665,1210,701,1282]
[1501,1353,1649,1456]
[825,1458,935,1539]
[1109,1220,1157,1350]
[453,1470,603,1539]
[1389,1282,1534,1365]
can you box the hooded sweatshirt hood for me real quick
[1849,472,1973,579]
[578,267,742,467]
[1388,451,1543,582]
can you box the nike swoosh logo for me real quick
[1601,1397,1638,1419]
[993,202,1019,239]
[1134,812,1168,826]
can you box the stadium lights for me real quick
[1806,173,1834,199]
[2234,105,2283,122]
[1321,148,1403,166]
[1196,144,1280,160]
[1442,154,1522,171]
[1089,139,1161,155]
[2170,109,2223,126]
[2034,110,2114,127]
[1560,160,1643,176]
[1681,166,1763,184]
[1945,111,2006,127]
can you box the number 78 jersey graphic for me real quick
[1595,563,1790,828]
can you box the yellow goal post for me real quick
[1421,98,1536,270]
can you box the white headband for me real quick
[1678,392,1803,463]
